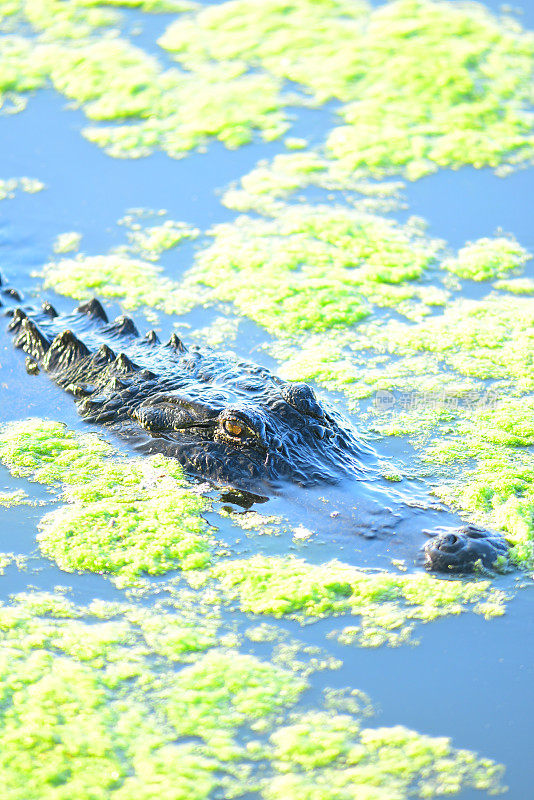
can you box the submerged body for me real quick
[2,282,510,573]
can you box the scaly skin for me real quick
[3,293,370,491]
[1,279,511,573]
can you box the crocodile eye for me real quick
[219,413,265,450]
[224,419,243,437]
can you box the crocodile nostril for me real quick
[438,533,459,550]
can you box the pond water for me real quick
[0,1,533,798]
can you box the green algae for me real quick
[42,201,445,328]
[210,555,506,648]
[325,0,534,179]
[0,0,113,40]
[185,203,443,336]
[284,136,308,151]
[0,37,49,110]
[0,650,130,799]
[443,236,531,281]
[243,625,341,679]
[0,418,112,485]
[40,213,198,316]
[125,603,229,663]
[0,176,44,199]
[159,0,370,97]
[221,152,405,215]
[37,485,211,585]
[161,649,307,745]
[0,419,212,585]
[161,0,534,178]
[0,588,504,799]
[53,231,82,254]
[266,714,505,800]
[2,0,533,175]
[272,640,342,679]
[0,488,29,506]
[0,589,227,666]
[83,63,288,158]
[118,210,199,261]
[363,295,534,390]
[323,686,374,717]
[218,507,287,539]
[41,253,193,315]
[0,591,285,799]
[421,399,534,563]
[89,0,198,11]
[269,291,534,415]
[0,5,289,155]
[0,552,28,572]
[189,315,240,348]
[494,277,534,294]
[11,0,118,39]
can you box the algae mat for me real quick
[1,0,534,797]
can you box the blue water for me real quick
[1,2,534,798]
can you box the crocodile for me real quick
[1,281,510,573]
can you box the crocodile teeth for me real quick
[76,298,108,322]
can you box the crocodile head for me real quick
[423,524,510,573]
[7,297,369,492]
[98,378,368,491]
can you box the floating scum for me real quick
[1,0,533,793]
[0,2,289,156]
[159,0,534,177]
[42,202,447,329]
[0,419,214,586]
[181,203,446,333]
[0,589,505,799]
[0,176,44,200]
[1,0,534,171]
[0,422,509,794]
